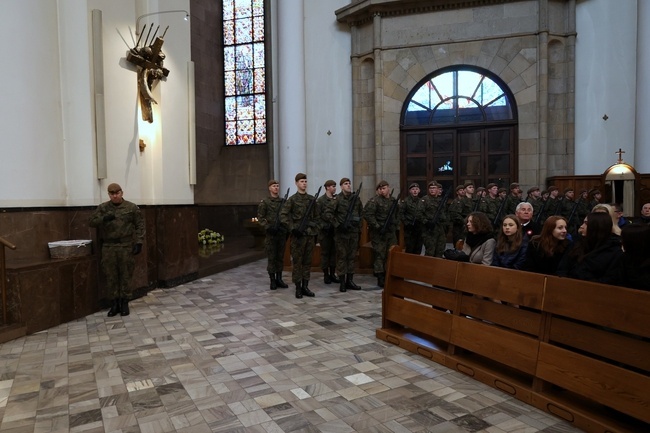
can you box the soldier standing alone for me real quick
[256,179,289,291]
[89,183,144,317]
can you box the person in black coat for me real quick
[515,202,541,242]
[616,223,650,291]
[556,212,622,284]
[523,216,573,275]
[492,215,528,269]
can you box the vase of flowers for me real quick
[198,228,224,245]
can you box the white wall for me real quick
[0,0,193,207]
[575,0,638,174]
[635,0,650,173]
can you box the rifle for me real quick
[271,188,290,232]
[342,182,363,230]
[493,196,508,228]
[428,187,452,228]
[472,196,482,212]
[380,189,401,234]
[534,198,549,224]
[294,186,322,236]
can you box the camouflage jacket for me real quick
[419,195,447,229]
[316,194,338,232]
[257,196,285,231]
[89,200,145,245]
[281,192,319,236]
[333,191,364,233]
[364,195,400,233]
[447,198,465,225]
[399,195,423,229]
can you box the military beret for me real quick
[267,179,279,187]
[340,177,350,186]
[324,179,336,187]
[463,180,474,187]
[547,185,558,192]
[564,187,574,194]
[589,189,601,196]
[579,189,588,194]
[376,180,389,190]
[427,181,438,188]
[476,187,485,192]
[107,183,122,193]
[527,186,539,194]
[455,185,465,192]
[486,183,498,189]
[295,173,307,182]
[498,188,506,194]
[509,182,520,190]
[409,182,420,190]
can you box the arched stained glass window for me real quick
[223,0,266,145]
[403,69,514,126]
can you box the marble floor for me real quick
[0,260,583,433]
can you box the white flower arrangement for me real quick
[198,228,225,245]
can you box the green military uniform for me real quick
[316,188,339,284]
[482,195,499,225]
[257,185,289,290]
[363,181,399,287]
[420,194,447,257]
[331,178,364,291]
[399,190,423,255]
[89,183,144,317]
[281,174,319,298]
[448,194,465,244]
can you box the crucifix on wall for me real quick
[127,24,170,123]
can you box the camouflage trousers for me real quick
[370,230,398,275]
[403,225,423,255]
[101,244,135,300]
[335,231,360,274]
[318,230,336,269]
[290,234,315,283]
[423,226,446,257]
[264,232,287,273]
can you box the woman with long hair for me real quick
[556,212,622,283]
[591,203,621,236]
[522,216,572,274]
[617,223,650,291]
[461,212,495,265]
[491,214,527,269]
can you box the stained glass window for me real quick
[223,0,266,145]
[403,69,514,126]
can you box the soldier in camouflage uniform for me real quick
[420,181,448,257]
[448,185,467,245]
[316,180,340,284]
[481,183,500,225]
[281,173,319,299]
[399,182,423,255]
[256,179,289,291]
[525,186,542,217]
[504,182,523,216]
[461,181,476,218]
[363,180,399,287]
[560,188,580,234]
[545,186,561,220]
[331,177,363,292]
[89,183,144,317]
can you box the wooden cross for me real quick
[615,148,625,164]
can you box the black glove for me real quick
[291,229,303,238]
[103,214,116,222]
[132,243,142,255]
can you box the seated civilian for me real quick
[616,224,650,291]
[492,215,527,270]
[556,212,622,284]
[522,216,573,275]
[591,203,621,236]
[634,202,650,225]
[515,201,540,241]
[461,212,496,265]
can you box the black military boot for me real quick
[329,267,340,284]
[275,272,288,288]
[107,298,121,317]
[269,272,277,290]
[377,273,385,288]
[346,274,362,290]
[340,275,347,292]
[301,279,315,297]
[323,268,332,284]
[120,298,130,316]
[295,282,303,299]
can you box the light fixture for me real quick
[136,10,189,35]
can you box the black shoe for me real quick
[269,273,277,290]
[346,274,362,290]
[323,269,332,284]
[329,267,340,284]
[295,282,303,299]
[377,273,385,288]
[340,276,347,292]
[120,299,130,316]
[107,299,120,317]
[276,273,288,288]
[301,280,315,297]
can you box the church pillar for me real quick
[277,0,307,190]
[635,0,650,173]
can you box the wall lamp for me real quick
[136,10,189,35]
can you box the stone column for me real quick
[635,0,650,173]
[277,0,307,190]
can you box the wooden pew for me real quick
[377,246,650,433]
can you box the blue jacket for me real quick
[491,238,528,270]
